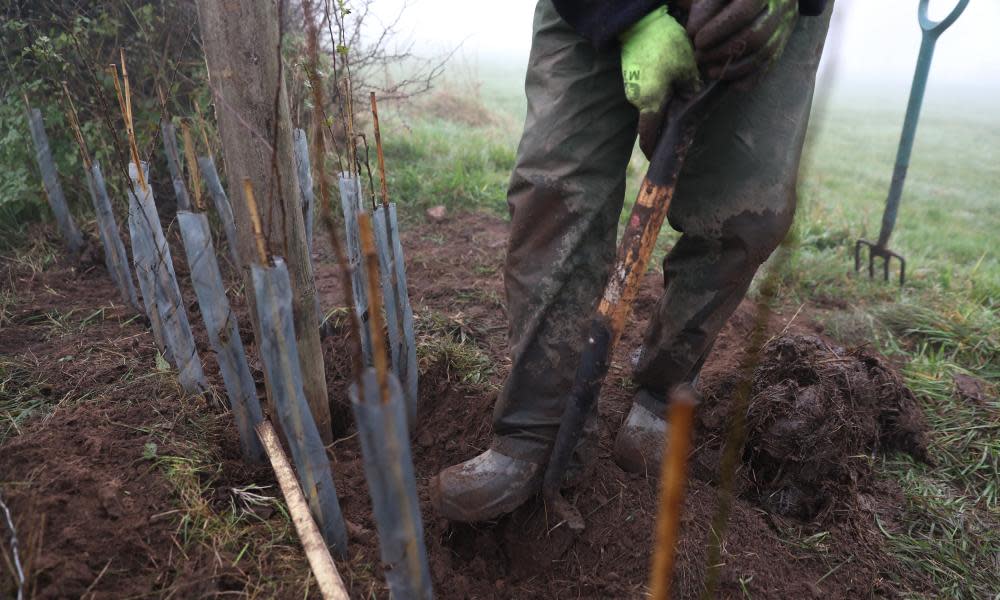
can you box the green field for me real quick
[377,64,1000,597]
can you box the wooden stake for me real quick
[648,386,698,600]
[255,421,349,600]
[369,92,389,208]
[180,121,203,211]
[242,178,269,265]
[357,213,390,405]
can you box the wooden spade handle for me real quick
[542,82,721,525]
[598,178,677,348]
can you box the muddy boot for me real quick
[613,390,668,475]
[429,449,543,523]
[430,439,596,523]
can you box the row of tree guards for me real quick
[25,50,430,599]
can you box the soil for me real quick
[1,212,932,598]
[0,242,283,598]
[743,335,927,519]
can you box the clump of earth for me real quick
[744,334,929,519]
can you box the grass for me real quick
[380,112,517,220]
[1,235,59,277]
[878,456,999,598]
[0,272,16,329]
[865,305,1000,598]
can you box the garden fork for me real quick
[855,0,968,286]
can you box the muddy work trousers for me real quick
[492,0,833,463]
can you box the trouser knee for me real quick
[719,193,796,270]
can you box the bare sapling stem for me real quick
[343,75,357,173]
[357,213,391,405]
[193,101,213,158]
[156,84,167,113]
[109,57,146,192]
[180,121,204,211]
[62,82,92,169]
[330,2,357,174]
[302,0,365,393]
[242,178,270,266]
[648,386,698,600]
[368,91,401,294]
[369,92,389,209]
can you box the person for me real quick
[430,0,833,523]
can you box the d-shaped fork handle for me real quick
[919,0,970,37]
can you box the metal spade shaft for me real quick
[543,83,720,530]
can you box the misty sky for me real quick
[370,0,999,97]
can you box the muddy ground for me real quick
[1,212,932,598]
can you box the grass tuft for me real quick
[415,309,497,388]
[0,357,54,444]
[146,403,315,598]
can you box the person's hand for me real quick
[620,7,700,158]
[686,0,797,84]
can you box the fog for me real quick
[370,0,1000,106]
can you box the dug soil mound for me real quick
[744,335,929,519]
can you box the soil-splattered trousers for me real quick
[490,0,834,463]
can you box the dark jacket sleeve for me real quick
[551,0,828,48]
[551,0,667,49]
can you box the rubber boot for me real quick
[429,449,543,523]
[613,389,669,475]
[430,437,595,523]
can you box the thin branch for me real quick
[0,489,25,600]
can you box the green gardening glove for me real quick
[620,7,700,158]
